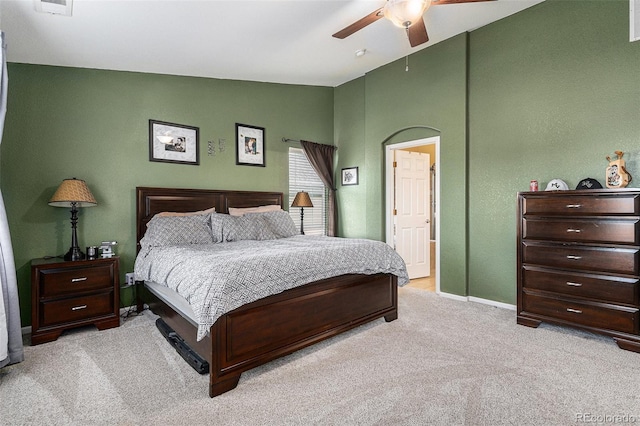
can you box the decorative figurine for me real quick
[606,150,632,189]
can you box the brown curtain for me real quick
[300,140,338,236]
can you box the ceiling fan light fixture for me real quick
[383,0,431,28]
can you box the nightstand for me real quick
[31,256,120,345]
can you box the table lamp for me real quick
[291,191,313,235]
[49,178,97,261]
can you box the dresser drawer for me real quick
[522,242,639,274]
[522,194,639,215]
[39,264,114,298]
[522,293,639,334]
[40,292,114,327]
[522,218,639,244]
[522,266,639,305]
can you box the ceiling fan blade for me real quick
[332,7,384,39]
[431,0,496,5]
[407,18,429,47]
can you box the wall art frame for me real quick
[149,119,199,165]
[236,123,265,167]
[341,167,359,186]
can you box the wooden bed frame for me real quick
[136,186,399,397]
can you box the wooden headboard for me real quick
[136,187,284,250]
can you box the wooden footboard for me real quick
[136,187,400,397]
[144,273,398,397]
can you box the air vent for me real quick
[34,0,73,16]
[632,0,640,42]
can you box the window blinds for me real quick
[288,147,326,236]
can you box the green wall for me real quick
[334,0,640,302]
[467,0,640,303]
[335,33,469,296]
[2,65,334,325]
[3,0,639,327]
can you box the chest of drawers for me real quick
[31,256,120,345]
[517,190,640,353]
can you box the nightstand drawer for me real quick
[522,194,640,215]
[40,264,114,298]
[522,266,639,305]
[523,293,639,334]
[31,256,120,344]
[41,292,114,327]
[522,218,639,244]
[522,242,639,274]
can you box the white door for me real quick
[395,150,431,279]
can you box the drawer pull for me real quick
[566,228,582,233]
[565,204,582,209]
[71,277,88,283]
[566,308,583,314]
[566,281,583,287]
[71,305,87,311]
[566,255,582,260]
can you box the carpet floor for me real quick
[2,287,640,425]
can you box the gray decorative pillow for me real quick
[209,213,232,242]
[210,213,278,242]
[246,211,298,238]
[141,214,213,247]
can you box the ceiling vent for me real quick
[632,0,640,42]
[34,0,73,16]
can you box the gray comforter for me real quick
[134,235,409,340]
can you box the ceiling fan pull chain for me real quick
[405,27,409,72]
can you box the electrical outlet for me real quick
[124,272,135,287]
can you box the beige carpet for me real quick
[2,287,640,425]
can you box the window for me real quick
[289,147,326,236]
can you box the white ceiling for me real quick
[0,0,544,87]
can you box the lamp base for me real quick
[64,246,85,261]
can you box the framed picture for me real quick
[236,123,265,167]
[342,167,359,186]
[149,120,199,165]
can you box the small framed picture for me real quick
[342,167,359,186]
[149,120,199,165]
[236,123,265,167]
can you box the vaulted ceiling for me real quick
[0,0,544,87]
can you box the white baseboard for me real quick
[21,326,31,336]
[438,291,516,311]
[468,296,516,311]
[438,291,468,302]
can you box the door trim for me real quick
[385,136,441,293]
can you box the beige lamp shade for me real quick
[291,191,313,208]
[49,178,97,208]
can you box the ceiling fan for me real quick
[333,0,495,48]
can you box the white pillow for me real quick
[153,207,215,218]
[228,205,282,216]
